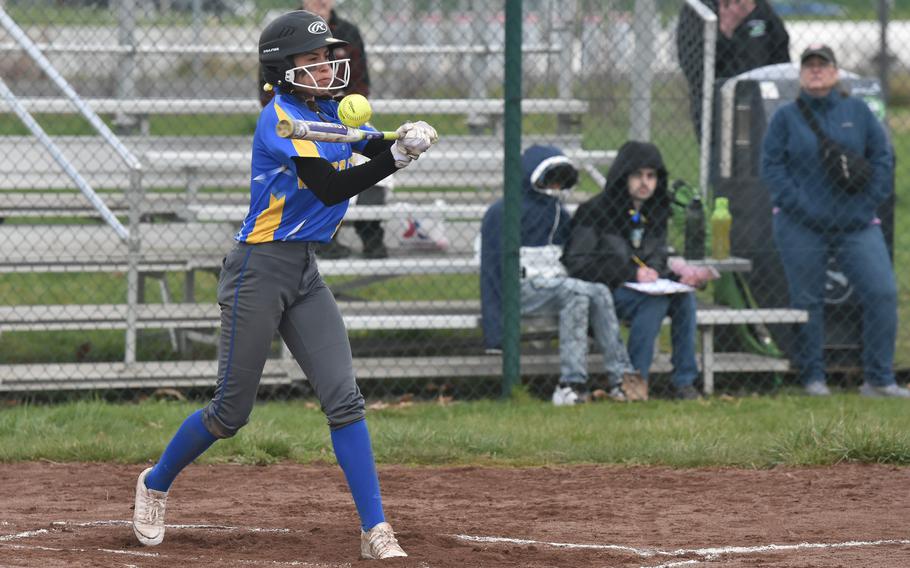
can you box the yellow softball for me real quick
[338,94,373,128]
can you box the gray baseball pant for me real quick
[202,241,364,438]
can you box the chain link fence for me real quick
[0,0,906,402]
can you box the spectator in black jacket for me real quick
[563,142,716,400]
[677,0,790,139]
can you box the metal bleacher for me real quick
[0,7,806,395]
[0,88,610,392]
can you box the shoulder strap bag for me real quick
[795,97,871,194]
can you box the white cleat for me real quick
[361,521,408,560]
[132,467,168,546]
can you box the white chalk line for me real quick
[52,519,290,532]
[454,533,910,561]
[455,534,652,555]
[668,539,910,556]
[14,520,907,566]
[0,542,349,566]
[642,561,701,568]
[0,528,50,542]
[0,520,346,567]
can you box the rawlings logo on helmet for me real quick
[307,21,328,34]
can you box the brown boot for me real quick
[621,372,648,401]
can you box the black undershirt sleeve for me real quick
[360,139,394,159]
[292,147,398,206]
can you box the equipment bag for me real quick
[796,98,872,194]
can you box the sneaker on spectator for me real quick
[859,382,910,399]
[804,381,831,397]
[607,386,627,402]
[551,384,591,406]
[361,521,407,559]
[674,385,702,400]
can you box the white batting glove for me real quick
[403,120,439,145]
[394,121,438,160]
[390,142,412,169]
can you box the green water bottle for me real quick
[711,197,731,259]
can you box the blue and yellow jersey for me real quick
[236,93,372,243]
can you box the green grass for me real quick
[1,393,909,467]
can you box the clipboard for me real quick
[623,278,695,295]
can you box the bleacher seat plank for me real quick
[0,302,803,331]
[0,351,791,392]
[0,222,236,273]
[0,299,805,393]
[189,202,581,223]
[0,134,611,193]
[0,301,483,332]
[0,97,590,116]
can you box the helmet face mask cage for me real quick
[258,10,350,94]
[283,57,351,93]
[530,157,579,199]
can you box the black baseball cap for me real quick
[800,44,837,66]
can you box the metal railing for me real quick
[0,42,563,56]
[684,0,717,201]
[0,6,145,364]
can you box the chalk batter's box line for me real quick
[452,533,910,565]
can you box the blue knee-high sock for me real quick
[145,409,218,492]
[330,419,385,531]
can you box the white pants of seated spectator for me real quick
[520,277,633,387]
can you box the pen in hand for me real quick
[632,255,658,283]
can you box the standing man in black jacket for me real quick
[677,0,790,139]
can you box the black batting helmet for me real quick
[259,10,348,90]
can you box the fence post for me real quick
[125,168,143,365]
[629,0,656,141]
[192,0,204,98]
[115,0,139,133]
[878,0,891,103]
[501,0,522,397]
[550,0,578,133]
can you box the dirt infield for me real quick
[1,462,908,567]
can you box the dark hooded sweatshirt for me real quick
[479,145,572,351]
[562,141,672,290]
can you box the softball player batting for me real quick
[132,10,437,560]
